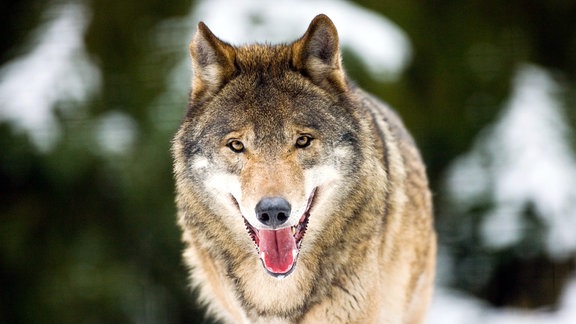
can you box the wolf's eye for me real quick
[295,135,313,149]
[227,140,245,153]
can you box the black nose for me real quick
[255,197,291,228]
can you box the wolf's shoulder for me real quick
[352,88,416,146]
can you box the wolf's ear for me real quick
[292,14,347,93]
[189,22,236,100]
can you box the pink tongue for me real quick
[258,228,298,274]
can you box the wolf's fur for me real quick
[172,14,436,323]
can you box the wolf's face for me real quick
[173,16,368,277]
[176,70,361,276]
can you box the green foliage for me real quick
[0,0,206,322]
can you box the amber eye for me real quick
[227,140,245,153]
[295,135,313,149]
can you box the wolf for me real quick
[172,14,436,323]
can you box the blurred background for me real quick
[1,0,575,323]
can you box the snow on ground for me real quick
[429,275,576,324]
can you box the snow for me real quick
[0,1,100,151]
[442,64,576,323]
[428,275,576,324]
[446,65,576,259]
[94,111,138,155]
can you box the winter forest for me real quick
[1,0,576,323]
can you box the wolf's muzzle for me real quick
[255,197,291,229]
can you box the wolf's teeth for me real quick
[291,226,296,235]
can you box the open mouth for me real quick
[243,188,317,278]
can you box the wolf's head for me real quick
[173,15,366,278]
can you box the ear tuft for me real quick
[292,14,347,93]
[189,22,236,100]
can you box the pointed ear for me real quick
[292,14,347,93]
[189,22,236,100]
